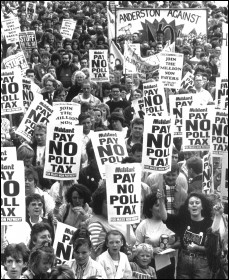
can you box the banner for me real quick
[159,52,183,88]
[109,41,124,71]
[16,96,53,142]
[1,160,25,225]
[22,78,41,111]
[91,131,128,179]
[43,123,83,180]
[19,31,37,56]
[212,110,228,156]
[89,50,109,82]
[131,98,145,119]
[2,17,20,44]
[169,94,195,137]
[108,9,116,42]
[26,2,36,22]
[221,153,228,203]
[53,222,75,265]
[124,43,141,73]
[1,68,24,115]
[52,102,81,126]
[142,115,174,173]
[60,19,77,40]
[202,152,213,195]
[182,106,215,151]
[1,147,17,162]
[143,82,167,116]
[3,52,29,76]
[106,163,141,224]
[221,23,228,78]
[115,8,208,42]
[215,77,228,110]
[180,72,195,92]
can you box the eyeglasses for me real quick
[31,202,43,207]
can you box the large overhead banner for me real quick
[115,8,208,42]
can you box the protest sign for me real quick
[221,22,228,78]
[221,153,228,203]
[124,43,141,74]
[3,52,29,76]
[143,82,167,116]
[142,115,174,173]
[44,123,83,180]
[89,50,109,82]
[115,8,208,42]
[182,105,215,151]
[1,147,17,162]
[131,98,145,119]
[2,17,20,44]
[202,152,213,195]
[16,96,53,142]
[19,31,37,57]
[53,222,75,265]
[180,72,195,92]
[159,52,183,88]
[215,77,228,110]
[26,2,36,22]
[212,110,228,156]
[52,102,81,126]
[22,78,41,111]
[108,1,119,14]
[1,68,24,115]
[1,160,25,225]
[60,19,77,40]
[169,94,195,137]
[109,41,124,71]
[106,163,141,224]
[91,131,128,179]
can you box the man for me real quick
[34,51,51,82]
[155,42,163,53]
[131,143,143,163]
[26,69,42,88]
[146,161,188,214]
[126,118,144,155]
[132,32,140,43]
[80,57,89,70]
[41,78,57,105]
[125,78,134,101]
[56,52,78,90]
[106,84,130,113]
[193,75,214,105]
[190,46,202,66]
[31,123,47,167]
[208,54,219,77]
[71,80,101,106]
[186,156,203,194]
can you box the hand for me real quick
[213,203,224,216]
[187,243,199,252]
[153,247,163,254]
[72,206,86,216]
[52,216,58,226]
[55,196,63,207]
[2,240,9,250]
[156,190,165,201]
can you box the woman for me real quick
[136,192,178,279]
[66,71,86,102]
[17,144,35,167]
[164,192,213,279]
[97,103,110,126]
[30,51,41,69]
[55,184,92,228]
[88,181,136,259]
[93,108,108,131]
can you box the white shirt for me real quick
[36,146,45,167]
[193,88,213,106]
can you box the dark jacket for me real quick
[188,174,203,194]
[56,63,78,89]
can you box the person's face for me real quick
[25,175,36,196]
[133,151,142,163]
[195,48,202,58]
[74,244,91,266]
[164,171,179,186]
[126,80,133,90]
[194,77,204,89]
[48,68,56,78]
[112,119,122,131]
[27,200,43,217]
[81,118,92,135]
[120,90,127,99]
[35,252,52,275]
[151,199,161,219]
[132,91,141,100]
[77,27,83,34]
[41,56,49,65]
[45,81,54,93]
[62,55,70,64]
[44,45,51,53]
[22,26,27,31]
[65,45,72,52]
[214,47,221,57]
[132,124,144,138]
[184,152,194,161]
[132,34,139,42]
[72,42,79,50]
[23,157,33,168]
[157,33,164,42]
[4,255,24,279]
[34,230,52,247]
[202,76,207,86]
[172,153,179,163]
[94,110,102,124]
[57,92,66,102]
[81,60,88,69]
[136,251,151,268]
[107,234,123,255]
[82,83,91,97]
[34,129,46,146]
[188,196,203,217]
[212,57,219,65]
[56,41,62,48]
[71,191,84,207]
[32,55,39,63]
[201,56,208,61]
[156,44,163,53]
[112,88,121,100]
[76,75,84,84]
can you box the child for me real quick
[97,230,132,279]
[130,243,157,279]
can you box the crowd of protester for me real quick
[1,1,228,279]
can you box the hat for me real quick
[108,112,125,125]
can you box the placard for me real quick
[180,72,195,92]
[22,78,41,111]
[1,161,25,225]
[106,163,141,225]
[16,95,53,142]
[53,222,75,265]
[202,152,213,195]
[89,50,109,82]
[60,19,77,40]
[19,31,37,54]
[1,147,17,162]
[182,106,215,151]
[26,2,36,22]
[169,94,195,137]
[52,102,81,126]
[1,68,24,115]
[131,98,145,119]
[91,131,128,179]
[43,123,83,180]
[3,52,29,76]
[221,153,228,203]
[142,115,174,173]
[159,52,183,88]
[109,41,124,71]
[215,77,228,110]
[212,110,228,156]
[143,82,167,116]
[2,17,20,44]
[124,43,141,73]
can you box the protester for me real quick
[28,222,53,250]
[49,265,75,279]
